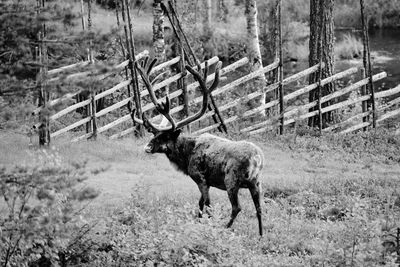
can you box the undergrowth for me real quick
[77,173,400,266]
[2,129,400,266]
[252,127,400,164]
[0,148,99,267]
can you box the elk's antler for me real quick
[135,58,177,131]
[131,108,160,134]
[133,56,222,133]
[174,61,221,129]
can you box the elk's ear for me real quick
[170,129,182,140]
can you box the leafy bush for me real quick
[335,0,400,28]
[0,149,98,266]
[71,172,400,266]
[334,4,362,28]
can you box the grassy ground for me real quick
[1,130,400,265]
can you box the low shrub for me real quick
[76,173,400,266]
[0,149,99,267]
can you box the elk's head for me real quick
[143,128,182,154]
[131,56,221,154]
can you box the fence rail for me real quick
[110,57,250,139]
[36,52,400,141]
[32,50,149,116]
[249,78,399,135]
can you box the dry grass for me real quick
[2,130,400,214]
[335,34,363,60]
[1,131,400,265]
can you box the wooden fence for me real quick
[35,53,400,140]
[32,50,148,138]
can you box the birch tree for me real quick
[245,0,266,115]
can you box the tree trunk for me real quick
[266,0,279,115]
[245,0,266,116]
[203,0,212,35]
[217,0,228,22]
[153,0,169,126]
[200,0,215,60]
[153,0,165,63]
[80,0,85,30]
[308,0,335,128]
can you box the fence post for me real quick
[317,70,323,133]
[278,0,284,135]
[89,93,97,140]
[178,46,191,133]
[360,68,368,131]
[317,1,325,134]
[86,48,93,134]
[164,2,227,133]
[88,24,96,138]
[167,1,198,66]
[80,0,86,30]
[122,0,144,136]
[360,0,376,128]
[86,2,95,134]
[116,1,132,113]
[37,0,50,146]
[271,0,279,118]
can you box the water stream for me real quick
[335,28,400,90]
[286,28,400,91]
[368,28,400,89]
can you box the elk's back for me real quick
[188,134,264,190]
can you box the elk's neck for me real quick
[165,135,197,175]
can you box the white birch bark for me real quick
[245,0,266,116]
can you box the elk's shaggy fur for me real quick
[145,131,265,235]
[134,56,264,235]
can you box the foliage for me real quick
[0,149,99,267]
[270,127,400,164]
[2,129,400,265]
[283,22,309,61]
[0,0,126,134]
[0,0,79,80]
[335,34,363,60]
[335,0,400,28]
[66,171,400,266]
[95,0,145,10]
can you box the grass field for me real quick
[1,130,400,266]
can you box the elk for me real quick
[132,57,265,236]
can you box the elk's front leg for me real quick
[197,182,210,218]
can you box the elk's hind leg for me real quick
[248,181,263,236]
[197,183,210,217]
[226,187,241,228]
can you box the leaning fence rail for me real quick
[193,62,322,132]
[36,53,400,141]
[51,56,225,141]
[32,50,149,116]
[110,57,250,139]
[248,73,398,136]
